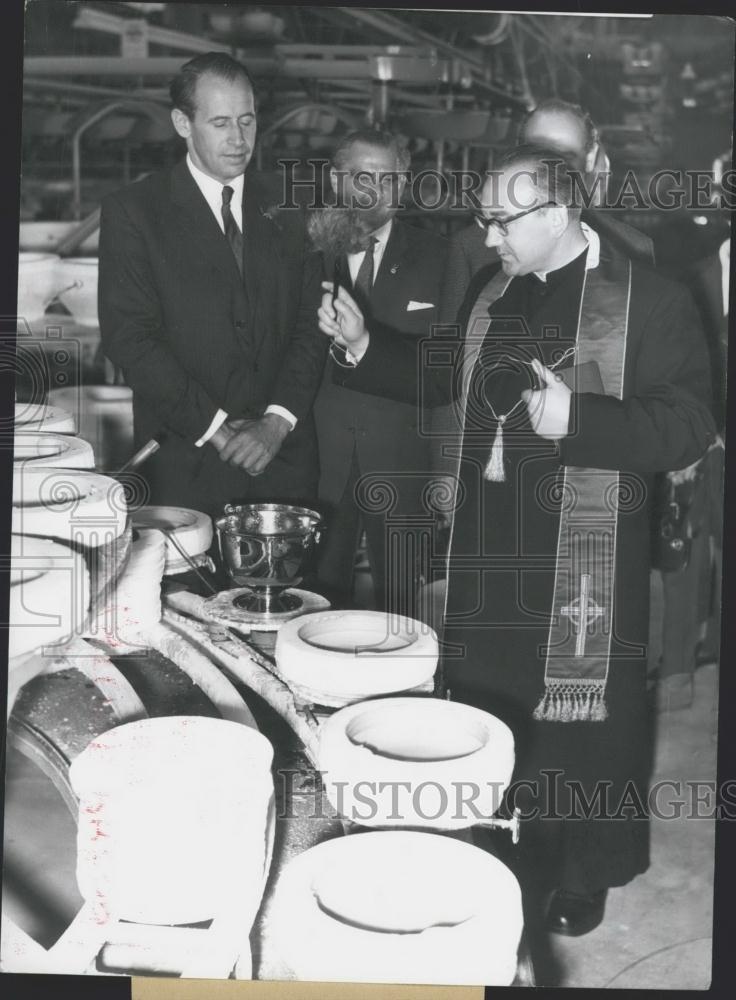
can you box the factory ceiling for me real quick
[19,3,735,216]
[24,5,734,122]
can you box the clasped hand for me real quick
[211,413,290,476]
[520,358,572,441]
[318,282,369,360]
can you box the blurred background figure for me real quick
[654,164,729,712]
[438,97,654,327]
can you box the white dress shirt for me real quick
[346,218,393,286]
[187,153,243,233]
[341,219,393,364]
[185,155,297,446]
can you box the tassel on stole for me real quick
[484,416,506,482]
[533,684,609,723]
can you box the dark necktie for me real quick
[352,237,377,309]
[221,185,243,278]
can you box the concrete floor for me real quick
[546,661,718,988]
[1,569,720,988]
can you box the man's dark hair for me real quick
[518,98,598,164]
[499,143,583,221]
[332,128,411,173]
[170,52,255,119]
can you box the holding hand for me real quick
[318,282,370,361]
[211,413,290,475]
[521,358,572,441]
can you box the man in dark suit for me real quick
[99,53,326,520]
[313,129,447,614]
[439,98,655,326]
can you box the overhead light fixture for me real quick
[423,9,655,17]
[122,2,165,10]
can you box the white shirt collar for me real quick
[345,218,394,286]
[369,218,393,248]
[186,154,244,229]
[347,218,393,258]
[533,222,600,282]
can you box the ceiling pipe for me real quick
[23,76,167,102]
[335,7,526,105]
[70,99,171,219]
[24,54,455,82]
[73,6,238,57]
[25,56,269,77]
[258,102,362,140]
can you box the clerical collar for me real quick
[532,222,601,283]
[530,244,589,289]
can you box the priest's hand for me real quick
[318,282,370,361]
[521,359,572,441]
[215,413,290,475]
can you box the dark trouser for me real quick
[317,449,427,617]
[660,444,724,677]
[660,526,711,677]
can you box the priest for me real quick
[316,146,715,941]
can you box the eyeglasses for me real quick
[472,201,555,237]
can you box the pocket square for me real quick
[407,300,434,311]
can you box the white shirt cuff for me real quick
[345,340,369,364]
[265,404,297,430]
[195,408,228,447]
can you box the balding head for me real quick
[519,99,598,175]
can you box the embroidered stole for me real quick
[449,256,632,722]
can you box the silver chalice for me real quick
[215,502,322,615]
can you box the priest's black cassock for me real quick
[332,229,715,896]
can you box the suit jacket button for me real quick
[235,320,246,329]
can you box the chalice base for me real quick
[233,589,303,615]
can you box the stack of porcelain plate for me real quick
[274,610,438,706]
[7,534,90,661]
[16,252,62,321]
[132,505,213,575]
[12,466,127,548]
[13,431,95,470]
[84,528,166,646]
[53,257,99,326]
[317,696,515,831]
[266,830,523,985]
[47,386,133,473]
[14,401,76,435]
[70,717,275,929]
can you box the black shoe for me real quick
[546,888,607,937]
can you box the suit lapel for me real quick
[243,179,282,353]
[371,219,409,304]
[169,161,286,352]
[169,160,246,294]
